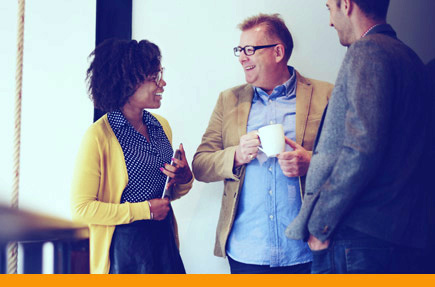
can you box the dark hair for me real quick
[338,0,390,20]
[238,13,293,63]
[86,38,161,111]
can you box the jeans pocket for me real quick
[345,246,394,274]
[311,248,331,274]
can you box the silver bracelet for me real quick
[148,201,154,220]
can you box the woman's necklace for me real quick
[136,122,145,134]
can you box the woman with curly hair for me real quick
[71,38,193,274]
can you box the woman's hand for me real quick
[160,143,193,190]
[148,197,170,220]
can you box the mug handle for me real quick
[255,131,265,154]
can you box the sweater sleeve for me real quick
[307,40,394,241]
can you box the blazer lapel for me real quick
[295,71,313,145]
[237,85,254,138]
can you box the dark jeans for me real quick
[311,225,426,274]
[228,256,311,274]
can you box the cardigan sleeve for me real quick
[171,175,194,201]
[71,123,151,226]
[152,112,173,144]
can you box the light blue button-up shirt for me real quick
[226,66,312,267]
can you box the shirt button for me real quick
[268,99,272,103]
[268,167,272,172]
[269,190,273,195]
[269,215,274,220]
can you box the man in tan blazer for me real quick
[192,13,333,274]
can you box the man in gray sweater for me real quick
[286,0,430,273]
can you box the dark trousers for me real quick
[311,225,426,274]
[228,256,311,274]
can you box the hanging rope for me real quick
[8,0,25,274]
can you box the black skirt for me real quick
[109,209,185,274]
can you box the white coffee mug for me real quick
[257,124,285,157]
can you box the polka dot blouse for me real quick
[107,110,173,203]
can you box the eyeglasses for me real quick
[149,67,165,86]
[233,44,278,57]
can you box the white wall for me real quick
[0,0,433,275]
[0,1,18,205]
[0,0,96,215]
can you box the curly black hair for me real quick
[86,38,161,111]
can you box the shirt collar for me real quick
[142,110,161,128]
[361,23,383,38]
[253,66,296,104]
[364,23,397,39]
[108,109,160,132]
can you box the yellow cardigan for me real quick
[71,113,193,274]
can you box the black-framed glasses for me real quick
[149,67,165,86]
[233,44,278,57]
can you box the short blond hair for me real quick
[238,13,293,62]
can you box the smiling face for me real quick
[238,24,280,93]
[123,69,166,111]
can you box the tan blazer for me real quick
[192,71,333,257]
